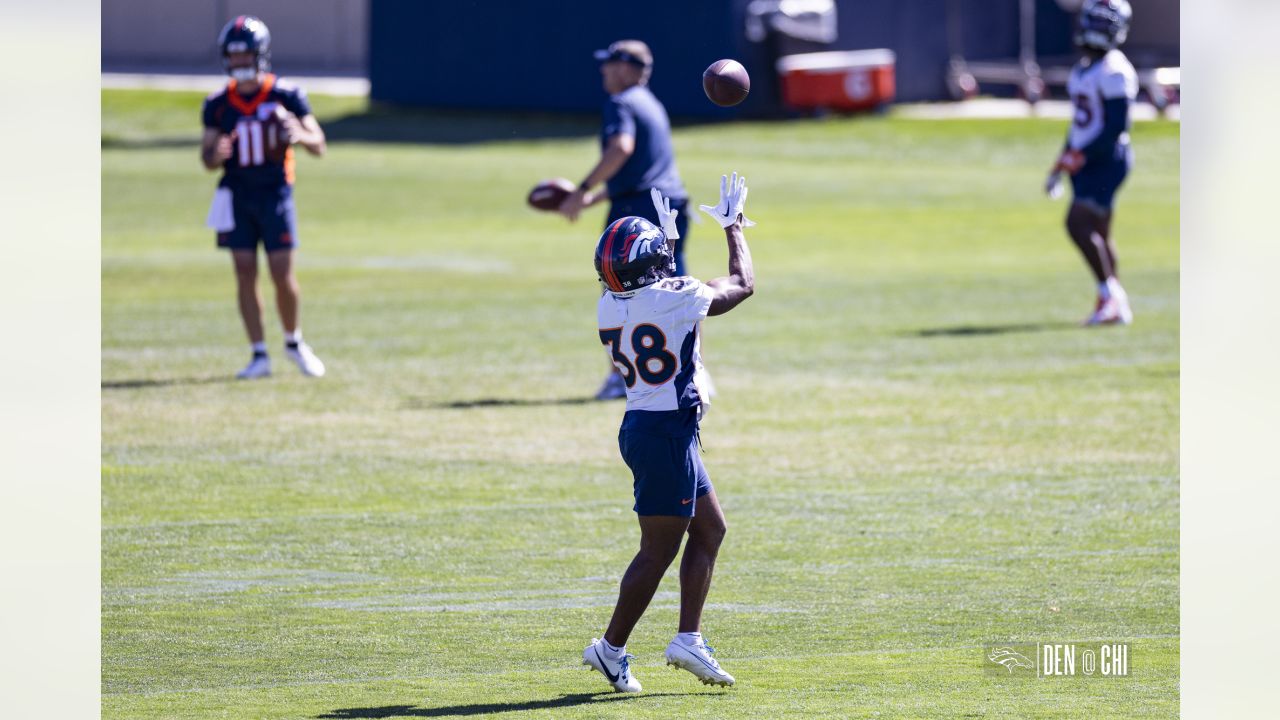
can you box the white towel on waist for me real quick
[205,187,235,232]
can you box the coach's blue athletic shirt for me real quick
[601,85,686,201]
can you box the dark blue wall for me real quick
[370,0,743,116]
[369,0,1076,116]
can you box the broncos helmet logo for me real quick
[628,225,665,261]
[595,216,674,293]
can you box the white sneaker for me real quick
[236,354,272,380]
[583,638,642,693]
[594,371,627,400]
[665,638,735,687]
[1114,295,1134,325]
[286,342,326,377]
[1084,296,1133,326]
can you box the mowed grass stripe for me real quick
[103,641,1179,719]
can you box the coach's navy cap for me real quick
[594,40,653,67]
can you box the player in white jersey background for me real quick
[1045,0,1138,325]
[582,175,755,693]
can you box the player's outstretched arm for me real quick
[699,172,755,316]
[706,221,753,316]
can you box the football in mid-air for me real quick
[703,59,751,107]
[527,178,576,211]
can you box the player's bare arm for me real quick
[560,133,635,221]
[706,222,754,316]
[200,127,233,170]
[696,172,756,316]
[284,114,327,157]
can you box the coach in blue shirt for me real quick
[561,40,692,400]
[559,40,690,276]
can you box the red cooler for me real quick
[776,49,896,112]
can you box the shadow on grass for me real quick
[319,106,602,145]
[102,107,599,151]
[912,321,1075,337]
[103,105,729,150]
[102,377,235,390]
[317,691,701,718]
[321,106,727,145]
[101,136,200,150]
[408,396,600,410]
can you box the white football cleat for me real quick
[286,342,326,377]
[665,638,735,687]
[583,638,642,693]
[594,371,627,400]
[1084,297,1133,326]
[236,354,272,380]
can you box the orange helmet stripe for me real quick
[600,217,628,291]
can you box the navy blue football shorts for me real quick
[218,183,298,253]
[618,409,713,518]
[1071,147,1132,211]
[607,192,690,276]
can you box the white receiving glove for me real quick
[698,172,756,228]
[650,187,680,240]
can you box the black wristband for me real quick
[578,180,593,192]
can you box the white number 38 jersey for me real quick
[598,277,715,412]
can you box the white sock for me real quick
[285,329,302,345]
[1097,281,1111,300]
[251,341,268,355]
[600,639,624,659]
[676,631,703,647]
[1105,277,1126,300]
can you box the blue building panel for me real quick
[369,0,1073,115]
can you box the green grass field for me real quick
[102,88,1179,718]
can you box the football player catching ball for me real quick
[582,174,755,692]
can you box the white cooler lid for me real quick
[776,49,896,74]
